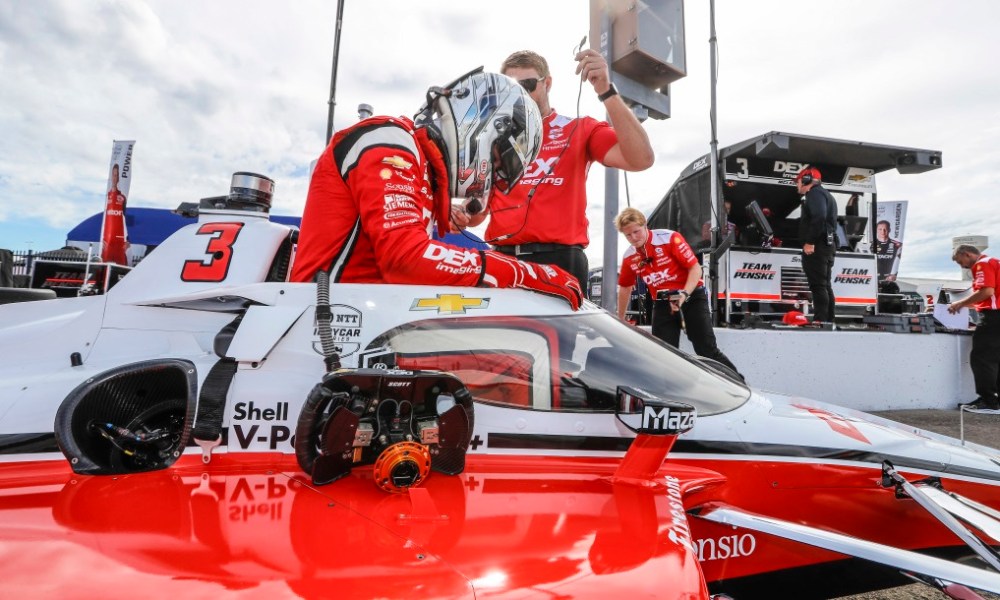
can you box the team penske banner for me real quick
[725,248,877,307]
[100,140,135,264]
[874,200,907,282]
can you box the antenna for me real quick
[324,0,347,142]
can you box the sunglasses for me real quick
[517,77,540,93]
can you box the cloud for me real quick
[0,0,997,286]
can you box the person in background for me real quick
[290,69,582,310]
[949,245,1000,410]
[615,207,741,378]
[702,199,737,245]
[796,167,837,323]
[458,49,655,287]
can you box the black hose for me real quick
[315,271,341,372]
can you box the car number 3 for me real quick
[181,222,245,282]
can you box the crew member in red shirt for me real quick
[949,244,1000,409]
[458,49,654,287]
[289,69,582,310]
[615,207,741,377]
[101,162,129,265]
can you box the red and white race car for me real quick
[0,178,997,599]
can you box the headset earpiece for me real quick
[798,168,817,186]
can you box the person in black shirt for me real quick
[797,167,837,323]
[874,219,903,282]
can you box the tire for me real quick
[0,287,57,304]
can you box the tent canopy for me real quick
[65,207,487,251]
[648,131,942,249]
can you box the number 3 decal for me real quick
[181,222,245,282]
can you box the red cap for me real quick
[782,310,809,326]
[795,167,821,183]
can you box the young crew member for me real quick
[615,207,741,377]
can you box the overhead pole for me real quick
[598,9,620,314]
[707,0,725,323]
[325,0,346,143]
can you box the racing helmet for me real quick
[416,67,542,215]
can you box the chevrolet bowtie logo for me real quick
[410,294,490,314]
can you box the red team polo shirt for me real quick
[971,254,1000,311]
[618,228,703,297]
[486,111,617,247]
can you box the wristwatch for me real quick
[597,83,619,102]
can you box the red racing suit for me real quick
[971,254,1000,311]
[485,111,617,247]
[101,188,129,265]
[291,116,483,285]
[618,228,702,297]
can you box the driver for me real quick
[290,69,582,310]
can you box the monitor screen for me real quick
[838,215,868,238]
[745,200,774,238]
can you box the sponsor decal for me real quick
[381,155,413,170]
[384,194,416,211]
[735,262,776,280]
[665,476,695,551]
[520,175,564,186]
[692,156,709,172]
[384,182,415,193]
[848,174,869,182]
[523,157,558,179]
[655,247,664,256]
[773,161,809,178]
[642,269,677,289]
[642,405,696,433]
[411,293,490,314]
[422,243,481,275]
[833,267,872,285]
[793,404,872,444]
[548,126,563,140]
[379,168,392,180]
[696,533,757,562]
[384,217,420,229]
[231,400,294,451]
[311,304,362,357]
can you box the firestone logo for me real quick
[665,476,694,551]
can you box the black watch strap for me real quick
[597,83,618,102]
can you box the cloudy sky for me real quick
[1,0,998,279]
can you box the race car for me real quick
[0,174,998,599]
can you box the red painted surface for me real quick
[0,454,710,599]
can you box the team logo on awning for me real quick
[410,294,490,314]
